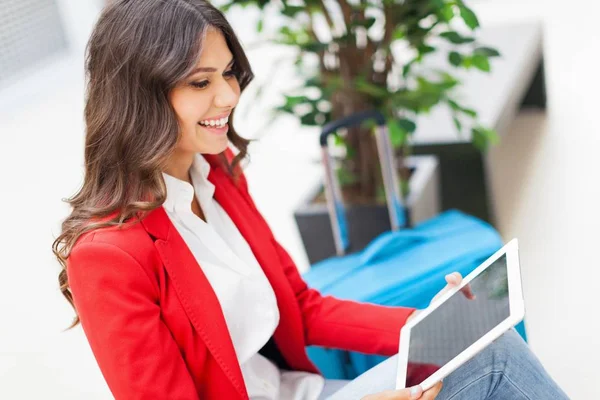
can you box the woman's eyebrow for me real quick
[189,57,235,75]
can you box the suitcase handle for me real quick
[320,110,406,256]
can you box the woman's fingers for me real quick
[445,272,475,300]
[460,284,475,300]
[429,271,476,312]
[445,272,462,285]
[430,273,461,304]
[421,381,443,400]
[361,386,423,400]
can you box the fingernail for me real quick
[410,386,422,399]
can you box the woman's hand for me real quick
[361,273,466,399]
[361,382,443,400]
[432,272,474,303]
[407,272,474,323]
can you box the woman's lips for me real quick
[198,122,228,135]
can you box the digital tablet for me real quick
[396,239,525,391]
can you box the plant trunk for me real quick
[331,90,383,204]
[327,41,390,204]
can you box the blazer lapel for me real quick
[140,208,247,398]
[207,165,310,371]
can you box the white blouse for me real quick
[162,154,324,400]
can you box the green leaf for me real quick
[333,33,354,46]
[300,111,319,126]
[299,41,328,53]
[439,5,455,22]
[416,75,458,92]
[438,72,460,89]
[275,105,294,115]
[218,1,236,12]
[447,99,461,111]
[472,126,499,151]
[448,99,477,117]
[472,54,491,72]
[284,95,310,108]
[353,17,377,29]
[453,116,462,132]
[474,46,501,58]
[440,31,475,44]
[418,45,436,55]
[437,78,459,90]
[462,55,473,69]
[459,6,480,30]
[485,128,500,145]
[392,27,405,41]
[354,77,389,98]
[257,18,264,33]
[333,133,345,146]
[388,120,408,147]
[472,127,487,150]
[277,26,314,48]
[461,107,477,118]
[449,51,463,67]
[393,88,443,113]
[416,76,436,90]
[365,17,377,29]
[398,118,417,133]
[281,5,306,18]
[304,76,322,88]
[346,144,356,160]
[402,62,413,78]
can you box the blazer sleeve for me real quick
[68,240,200,400]
[273,240,415,356]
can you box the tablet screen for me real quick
[404,254,510,387]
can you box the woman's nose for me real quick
[214,79,239,109]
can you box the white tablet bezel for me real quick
[396,238,525,391]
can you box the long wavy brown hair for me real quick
[53,0,254,327]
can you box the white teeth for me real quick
[200,116,228,127]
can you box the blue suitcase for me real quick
[302,111,527,379]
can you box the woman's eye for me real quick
[191,80,209,89]
[190,68,238,89]
[224,69,238,79]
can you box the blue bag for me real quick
[303,210,527,379]
[303,111,526,379]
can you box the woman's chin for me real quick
[200,139,229,155]
[192,133,229,155]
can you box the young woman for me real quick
[53,1,568,399]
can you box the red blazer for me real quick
[67,152,415,400]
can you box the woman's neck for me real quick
[164,151,195,183]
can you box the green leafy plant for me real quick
[221,0,500,203]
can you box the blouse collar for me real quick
[162,154,216,213]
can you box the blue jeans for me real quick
[321,330,569,399]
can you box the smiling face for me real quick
[168,28,241,161]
